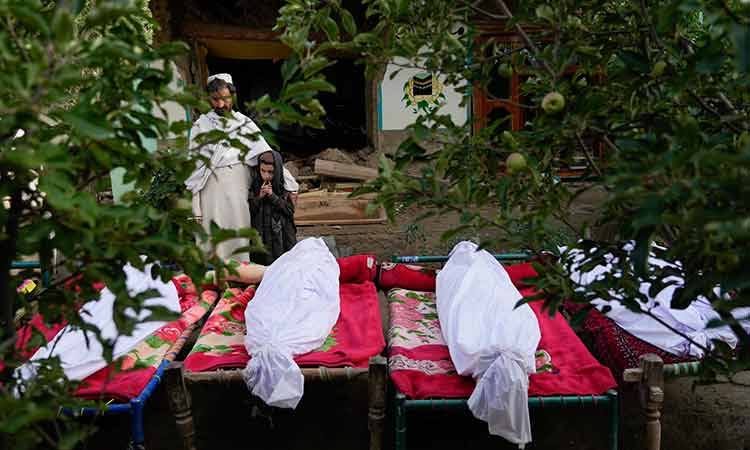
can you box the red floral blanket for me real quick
[387,264,617,399]
[73,275,218,402]
[183,280,385,372]
[11,275,217,403]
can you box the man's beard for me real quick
[213,107,232,116]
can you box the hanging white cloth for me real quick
[563,244,750,358]
[436,241,540,447]
[196,165,253,260]
[242,238,340,409]
[17,263,180,382]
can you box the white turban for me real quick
[207,73,233,85]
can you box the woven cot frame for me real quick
[388,253,620,450]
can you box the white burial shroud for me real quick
[437,242,540,447]
[242,238,340,409]
[17,263,181,382]
[563,245,750,358]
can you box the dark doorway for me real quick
[206,55,368,155]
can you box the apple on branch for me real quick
[542,91,566,114]
[506,152,527,174]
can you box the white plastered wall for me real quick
[379,57,469,131]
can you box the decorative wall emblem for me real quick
[402,72,445,113]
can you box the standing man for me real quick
[185,73,299,261]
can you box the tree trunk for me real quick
[0,189,22,362]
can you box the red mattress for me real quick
[386,262,617,399]
[13,275,217,403]
[183,255,385,372]
[563,302,693,383]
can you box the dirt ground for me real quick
[297,182,612,261]
[82,373,750,450]
[82,185,750,450]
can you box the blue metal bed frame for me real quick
[59,358,173,449]
[12,260,195,449]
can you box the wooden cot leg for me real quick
[394,392,407,450]
[639,354,665,450]
[163,362,197,450]
[368,356,387,450]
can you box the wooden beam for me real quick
[180,21,281,41]
[184,367,369,384]
[200,38,292,60]
[314,159,378,181]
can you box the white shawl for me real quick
[184,111,299,195]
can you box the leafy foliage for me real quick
[275,0,750,381]
[0,1,259,447]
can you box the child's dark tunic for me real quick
[248,188,297,265]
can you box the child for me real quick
[248,150,297,265]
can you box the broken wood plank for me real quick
[326,182,364,191]
[298,189,328,198]
[296,217,386,226]
[314,159,378,181]
[294,191,385,225]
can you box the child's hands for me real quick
[259,181,273,198]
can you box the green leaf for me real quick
[302,57,335,78]
[281,79,336,100]
[321,17,340,41]
[1,403,56,433]
[281,54,300,83]
[52,10,75,44]
[10,5,51,37]
[63,110,115,140]
[618,51,649,74]
[156,41,190,58]
[440,225,472,242]
[412,123,429,141]
[72,0,86,14]
[340,9,357,35]
[59,428,92,450]
[353,32,378,46]
[730,23,750,74]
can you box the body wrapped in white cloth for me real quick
[437,242,540,447]
[242,238,340,408]
[563,244,750,358]
[17,263,181,383]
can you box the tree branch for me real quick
[553,211,586,239]
[687,89,743,133]
[576,131,603,177]
[492,0,557,79]
[638,0,664,52]
[588,128,622,154]
[460,0,508,20]
[6,16,30,63]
